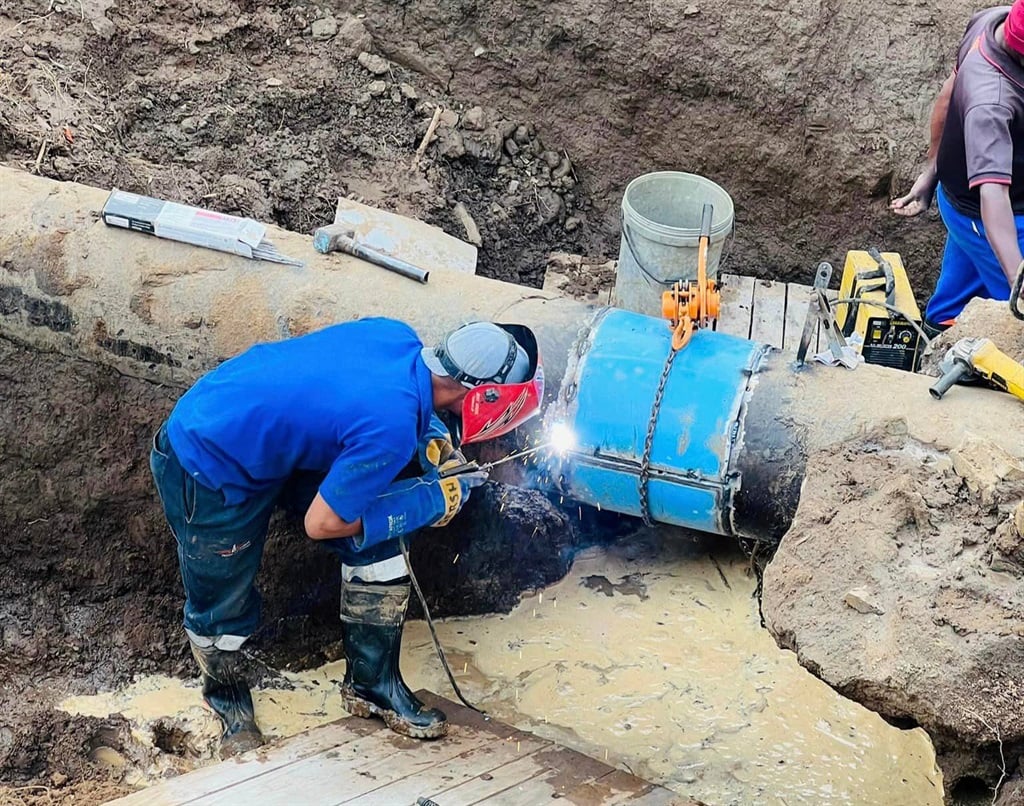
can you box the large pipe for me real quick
[2,168,1023,543]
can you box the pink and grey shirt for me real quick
[937,6,1024,217]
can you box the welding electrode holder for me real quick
[438,461,482,478]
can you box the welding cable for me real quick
[831,297,936,351]
[399,535,486,715]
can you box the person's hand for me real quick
[418,414,465,474]
[451,467,488,491]
[359,468,490,547]
[890,170,937,217]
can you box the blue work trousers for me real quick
[149,425,403,640]
[926,185,1015,325]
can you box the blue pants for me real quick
[150,426,404,641]
[926,185,1015,325]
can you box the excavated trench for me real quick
[3,0,1022,803]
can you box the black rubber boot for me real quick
[189,641,265,759]
[339,579,448,739]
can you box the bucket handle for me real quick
[620,211,736,289]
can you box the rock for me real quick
[763,434,1024,798]
[180,116,199,134]
[366,80,387,97]
[399,83,418,100]
[357,51,390,76]
[507,180,520,195]
[536,188,564,225]
[462,105,487,131]
[265,77,283,87]
[453,202,482,246]
[310,16,338,40]
[437,130,465,160]
[684,4,700,16]
[22,44,35,57]
[541,150,561,169]
[842,587,884,615]
[564,216,582,233]
[336,15,371,55]
[51,771,68,786]
[513,124,531,145]
[504,138,520,157]
[437,109,460,129]
[138,98,153,111]
[552,156,574,181]
[951,436,1024,506]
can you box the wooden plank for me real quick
[560,769,661,805]
[426,751,552,805]
[187,727,495,806]
[783,282,814,351]
[342,734,548,805]
[110,719,382,806]
[112,691,677,806]
[469,746,618,805]
[749,278,788,348]
[716,273,755,339]
[416,691,536,745]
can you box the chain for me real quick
[638,346,679,527]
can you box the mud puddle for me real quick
[61,529,942,804]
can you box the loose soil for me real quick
[763,430,1024,801]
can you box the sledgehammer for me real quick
[313,223,430,284]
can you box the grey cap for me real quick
[422,322,531,387]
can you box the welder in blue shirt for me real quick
[150,318,542,757]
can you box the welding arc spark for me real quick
[547,422,577,455]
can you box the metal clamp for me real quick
[795,262,857,369]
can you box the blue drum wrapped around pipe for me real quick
[552,308,768,534]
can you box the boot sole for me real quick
[341,687,448,740]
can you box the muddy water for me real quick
[61,528,942,804]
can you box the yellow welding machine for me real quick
[836,250,923,372]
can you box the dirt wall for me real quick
[353,0,974,289]
[1,0,978,294]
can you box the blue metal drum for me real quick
[554,308,767,534]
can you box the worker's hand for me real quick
[450,467,489,490]
[890,170,937,217]
[358,469,488,549]
[418,414,465,474]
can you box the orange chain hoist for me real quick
[661,203,720,350]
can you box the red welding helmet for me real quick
[424,323,543,445]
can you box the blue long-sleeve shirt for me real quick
[166,318,434,522]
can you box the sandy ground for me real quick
[60,530,942,806]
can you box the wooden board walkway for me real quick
[718,273,837,353]
[109,692,686,806]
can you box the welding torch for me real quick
[437,444,553,478]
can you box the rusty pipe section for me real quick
[2,168,1022,544]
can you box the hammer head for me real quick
[313,223,356,254]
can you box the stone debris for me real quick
[843,588,884,615]
[454,202,482,246]
[462,106,487,131]
[357,51,390,76]
[311,16,338,40]
[950,436,1024,506]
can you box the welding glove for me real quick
[358,470,488,550]
[417,413,466,475]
